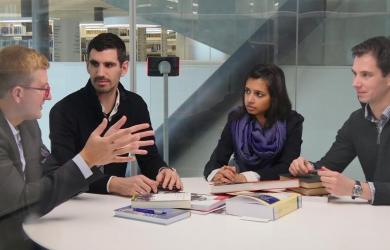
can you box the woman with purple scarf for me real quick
[204,64,304,184]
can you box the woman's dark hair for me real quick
[238,64,292,128]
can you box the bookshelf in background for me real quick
[0,18,54,60]
[80,24,177,62]
[79,24,107,61]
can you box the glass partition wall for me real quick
[0,0,389,178]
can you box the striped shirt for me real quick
[364,104,390,144]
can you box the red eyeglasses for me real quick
[21,85,51,98]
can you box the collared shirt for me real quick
[99,88,120,192]
[72,154,93,179]
[364,104,390,144]
[6,119,92,180]
[363,104,390,204]
[101,89,120,122]
[6,120,26,176]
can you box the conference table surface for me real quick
[23,177,390,250]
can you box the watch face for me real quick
[352,184,363,197]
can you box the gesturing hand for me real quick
[80,117,154,167]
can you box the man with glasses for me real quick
[0,45,154,218]
[289,36,390,205]
[21,85,50,98]
[49,33,182,197]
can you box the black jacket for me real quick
[204,109,304,180]
[49,81,166,194]
[316,108,390,205]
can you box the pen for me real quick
[133,208,166,215]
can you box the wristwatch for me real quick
[351,180,363,199]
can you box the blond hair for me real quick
[0,45,49,97]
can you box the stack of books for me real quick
[279,173,328,196]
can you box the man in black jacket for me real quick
[50,33,182,197]
[289,36,390,205]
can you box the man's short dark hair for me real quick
[87,33,128,64]
[352,36,390,76]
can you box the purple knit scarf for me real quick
[230,114,287,171]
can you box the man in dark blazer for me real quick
[49,33,182,197]
[289,36,390,205]
[0,45,154,219]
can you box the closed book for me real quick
[114,205,190,225]
[131,192,191,209]
[289,187,328,196]
[190,193,230,212]
[280,173,323,189]
[226,193,301,221]
[210,179,299,194]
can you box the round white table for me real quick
[23,177,390,250]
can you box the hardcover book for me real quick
[279,173,329,196]
[226,193,301,221]
[289,187,328,196]
[131,192,192,209]
[280,173,323,189]
[209,179,299,194]
[114,205,190,225]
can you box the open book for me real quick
[209,179,299,194]
[190,193,230,212]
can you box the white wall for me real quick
[293,66,364,180]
